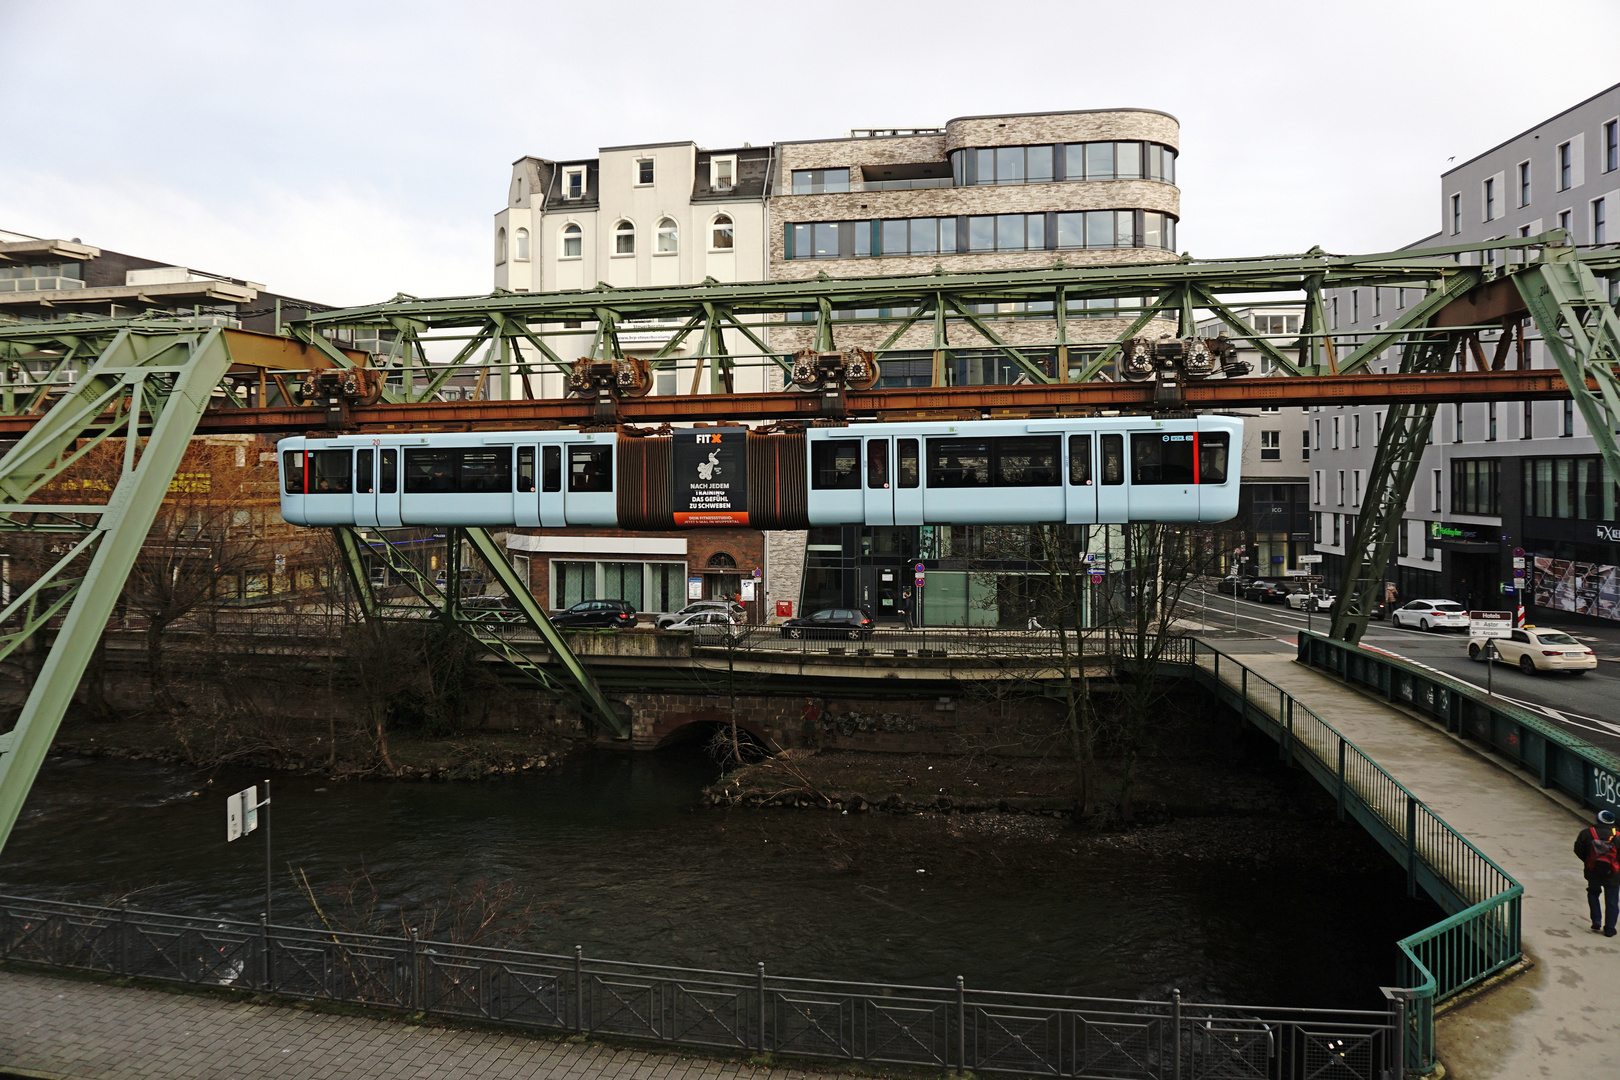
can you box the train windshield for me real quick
[1198,432,1230,484]
[309,449,353,494]
[811,440,861,489]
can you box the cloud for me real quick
[0,170,486,306]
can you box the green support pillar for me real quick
[0,328,236,856]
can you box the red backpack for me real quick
[1587,827,1620,876]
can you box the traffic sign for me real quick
[1286,574,1325,583]
[1469,611,1513,638]
[914,562,925,572]
[1297,554,1323,565]
[1090,572,1105,584]
[227,786,258,842]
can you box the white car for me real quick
[1391,599,1470,631]
[1469,626,1597,675]
[654,600,742,630]
[663,610,742,638]
[1285,590,1335,611]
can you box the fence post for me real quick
[1281,695,1293,765]
[1171,987,1182,1080]
[1240,668,1248,724]
[758,962,767,1053]
[118,900,129,977]
[956,976,967,1075]
[259,912,270,992]
[1337,738,1347,822]
[1406,797,1419,899]
[408,927,420,1012]
[575,945,585,1032]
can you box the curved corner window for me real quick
[656,218,679,254]
[495,226,507,265]
[561,223,582,259]
[613,220,635,256]
[710,214,734,251]
[514,228,530,261]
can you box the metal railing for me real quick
[694,626,1198,665]
[1298,630,1620,818]
[0,892,1397,1080]
[1188,638,1523,1074]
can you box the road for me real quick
[1180,584,1620,759]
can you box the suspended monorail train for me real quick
[277,416,1242,530]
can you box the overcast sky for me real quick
[2,0,1614,307]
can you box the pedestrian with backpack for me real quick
[1574,809,1620,936]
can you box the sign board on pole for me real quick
[775,600,793,618]
[914,573,925,589]
[1297,554,1323,565]
[1083,553,1098,564]
[1469,611,1514,638]
[687,576,704,600]
[752,568,762,578]
[1288,575,1325,584]
[1284,568,1311,577]
[227,786,258,842]
[672,429,749,526]
[740,579,756,601]
[1090,572,1105,585]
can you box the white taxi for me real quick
[1468,625,1597,675]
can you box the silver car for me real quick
[663,610,742,640]
[654,600,742,630]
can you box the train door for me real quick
[1095,431,1128,523]
[892,437,923,525]
[538,443,565,527]
[377,446,402,527]
[352,447,377,526]
[863,436,894,526]
[514,445,540,527]
[1127,429,1197,521]
[1064,433,1098,524]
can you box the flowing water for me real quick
[0,747,1437,1010]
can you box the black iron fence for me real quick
[0,893,1398,1080]
[696,626,1198,665]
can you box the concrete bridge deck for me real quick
[1213,650,1620,1079]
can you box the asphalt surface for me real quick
[1181,584,1620,760]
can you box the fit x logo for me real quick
[1598,525,1620,542]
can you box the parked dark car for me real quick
[462,594,525,622]
[780,607,873,640]
[1216,575,1258,597]
[551,599,637,629]
[1242,580,1293,604]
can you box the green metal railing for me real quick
[1187,639,1523,1073]
[1299,631,1620,818]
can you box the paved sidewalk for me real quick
[0,967,845,1080]
[1232,653,1620,1080]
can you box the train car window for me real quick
[1198,432,1230,484]
[542,445,562,492]
[283,450,304,494]
[994,436,1059,486]
[568,446,612,493]
[926,438,992,487]
[1068,435,1092,485]
[310,449,353,494]
[1131,433,1197,485]
[517,447,537,493]
[897,439,920,488]
[404,448,513,493]
[811,440,861,489]
[866,440,889,489]
[1101,434,1124,485]
[355,449,375,494]
[380,449,398,494]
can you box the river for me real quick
[0,747,1437,1011]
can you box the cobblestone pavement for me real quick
[0,967,854,1080]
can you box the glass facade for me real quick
[786,211,1176,259]
[1522,456,1620,521]
[951,141,1176,185]
[1450,459,1501,516]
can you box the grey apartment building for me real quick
[1310,82,1620,622]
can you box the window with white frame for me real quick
[1332,416,1341,449]
[1483,176,1496,221]
[1519,161,1532,206]
[495,226,507,265]
[1595,197,1608,245]
[1312,418,1321,451]
[710,156,736,191]
[1607,119,1619,173]
[636,159,655,186]
[1302,430,1311,460]
[1259,404,1280,413]
[1313,469,1323,504]
[1314,512,1323,543]
[552,559,688,612]
[710,214,734,251]
[1454,402,1463,442]
[614,220,636,255]
[1332,513,1341,546]
[1337,470,1345,505]
[1559,208,1572,235]
[656,218,679,254]
[564,168,585,200]
[1260,430,1280,460]
[1522,399,1533,439]
[1432,469,1442,512]
[1353,469,1363,505]
[1450,194,1461,234]
[1563,399,1575,436]
[1352,414,1360,448]
[1488,402,1497,441]
[1558,141,1572,190]
[514,228,530,261]
[561,223,582,259]
[1398,519,1409,558]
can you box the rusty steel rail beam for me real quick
[0,370,1569,436]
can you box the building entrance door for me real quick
[862,564,906,622]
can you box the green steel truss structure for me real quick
[0,235,1615,855]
